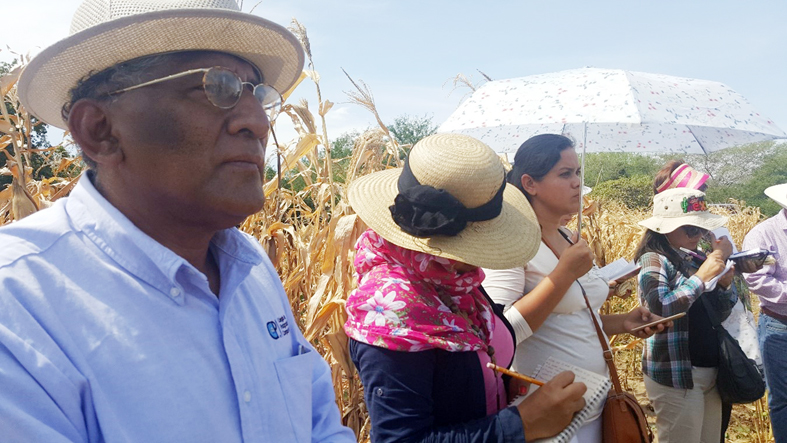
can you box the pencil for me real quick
[486,362,545,386]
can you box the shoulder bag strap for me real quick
[541,231,624,395]
[698,293,722,328]
[577,280,625,395]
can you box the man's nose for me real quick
[227,88,270,140]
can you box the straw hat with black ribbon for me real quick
[17,0,305,130]
[639,188,727,234]
[348,133,541,270]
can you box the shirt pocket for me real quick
[273,349,316,443]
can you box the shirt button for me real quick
[244,391,252,403]
[170,287,181,297]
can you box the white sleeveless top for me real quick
[484,240,611,422]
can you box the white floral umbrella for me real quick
[439,67,786,156]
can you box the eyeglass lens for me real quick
[684,226,707,237]
[203,68,282,111]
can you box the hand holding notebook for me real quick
[525,357,612,443]
[511,370,589,441]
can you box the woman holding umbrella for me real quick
[483,133,667,443]
[344,133,587,442]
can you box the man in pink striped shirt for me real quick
[743,183,787,442]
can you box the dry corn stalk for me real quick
[1,58,81,224]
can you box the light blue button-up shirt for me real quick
[0,175,355,443]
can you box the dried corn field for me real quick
[1,25,775,443]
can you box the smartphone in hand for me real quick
[630,312,686,333]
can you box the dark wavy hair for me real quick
[633,229,688,274]
[506,134,575,200]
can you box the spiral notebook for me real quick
[523,356,612,443]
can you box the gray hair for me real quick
[62,52,185,169]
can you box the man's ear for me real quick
[520,174,538,196]
[67,99,122,167]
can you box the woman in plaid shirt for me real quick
[634,188,737,443]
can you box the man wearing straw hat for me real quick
[0,0,354,441]
[743,183,787,442]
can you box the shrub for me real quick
[591,174,653,208]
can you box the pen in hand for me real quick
[679,247,706,262]
[558,228,575,245]
[487,362,545,387]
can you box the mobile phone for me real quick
[630,312,686,333]
[729,249,770,261]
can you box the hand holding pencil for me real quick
[488,363,586,441]
[487,362,544,386]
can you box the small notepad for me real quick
[528,357,612,443]
[597,258,641,283]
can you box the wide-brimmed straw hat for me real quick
[765,183,787,210]
[639,188,727,234]
[348,133,541,270]
[17,0,304,129]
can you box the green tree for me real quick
[582,142,787,214]
[591,174,654,208]
[387,114,437,147]
[582,152,666,187]
[690,141,780,188]
[706,145,787,217]
[329,130,359,184]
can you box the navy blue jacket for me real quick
[350,293,525,442]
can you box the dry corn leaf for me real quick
[50,174,82,202]
[319,100,334,117]
[323,327,354,376]
[304,69,320,84]
[304,299,343,341]
[10,176,38,220]
[281,70,307,101]
[0,66,21,97]
[0,119,14,135]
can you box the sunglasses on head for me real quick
[108,66,282,114]
[682,225,708,238]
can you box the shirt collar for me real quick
[777,209,787,231]
[65,173,263,302]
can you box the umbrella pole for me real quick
[577,123,587,236]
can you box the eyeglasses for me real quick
[108,67,282,114]
[682,225,708,238]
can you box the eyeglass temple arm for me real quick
[110,68,209,95]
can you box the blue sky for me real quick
[4,0,787,147]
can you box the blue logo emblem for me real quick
[267,321,280,339]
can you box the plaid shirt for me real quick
[637,251,735,389]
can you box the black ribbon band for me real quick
[388,156,506,238]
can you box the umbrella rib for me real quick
[685,125,709,155]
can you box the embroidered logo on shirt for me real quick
[267,316,290,340]
[277,315,290,337]
[267,321,280,339]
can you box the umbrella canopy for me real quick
[439,68,786,155]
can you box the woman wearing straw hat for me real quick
[482,133,667,443]
[652,160,762,442]
[344,133,587,442]
[634,188,737,443]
